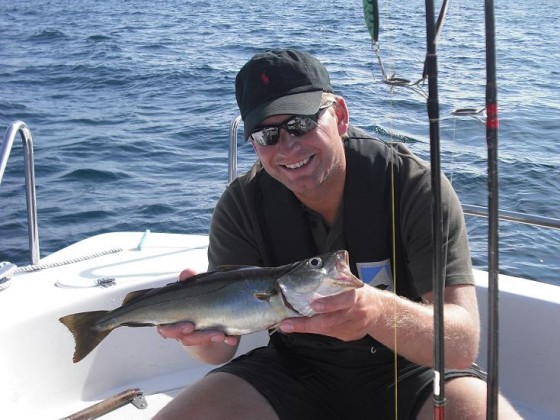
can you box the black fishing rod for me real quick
[362,0,448,417]
[484,0,500,417]
[423,0,446,417]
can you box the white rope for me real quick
[13,248,123,274]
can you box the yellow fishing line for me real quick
[386,49,398,417]
[390,140,398,420]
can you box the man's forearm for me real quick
[368,287,480,369]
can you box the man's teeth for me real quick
[285,156,310,169]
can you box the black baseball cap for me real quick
[235,49,333,138]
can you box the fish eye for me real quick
[309,257,323,268]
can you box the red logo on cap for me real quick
[260,71,270,86]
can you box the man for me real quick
[155,49,520,419]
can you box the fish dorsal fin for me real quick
[121,288,153,306]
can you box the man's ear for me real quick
[333,96,350,136]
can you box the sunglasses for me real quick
[249,102,334,146]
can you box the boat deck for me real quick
[0,232,558,419]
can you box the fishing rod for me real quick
[484,0,500,417]
[423,0,447,417]
[363,1,506,418]
[363,0,448,417]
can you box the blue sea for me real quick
[1,0,559,285]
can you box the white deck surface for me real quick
[1,232,558,419]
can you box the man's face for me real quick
[251,98,348,201]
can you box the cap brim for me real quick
[243,90,323,139]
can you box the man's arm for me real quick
[279,283,480,369]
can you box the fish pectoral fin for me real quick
[254,289,278,301]
[268,325,280,335]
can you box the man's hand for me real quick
[157,321,240,347]
[279,286,381,342]
[155,268,239,364]
[281,283,480,369]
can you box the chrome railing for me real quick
[2,117,559,270]
[462,204,560,230]
[228,114,560,230]
[1,121,40,264]
[228,114,242,184]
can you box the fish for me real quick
[59,250,363,363]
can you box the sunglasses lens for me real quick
[251,128,280,146]
[287,116,317,136]
[250,104,330,146]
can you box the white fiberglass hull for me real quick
[0,232,557,419]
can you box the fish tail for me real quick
[59,311,113,363]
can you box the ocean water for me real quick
[1,0,558,285]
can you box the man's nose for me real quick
[276,128,299,149]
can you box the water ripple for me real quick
[0,0,558,284]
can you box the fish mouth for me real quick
[335,249,350,271]
[333,250,363,288]
[334,250,350,272]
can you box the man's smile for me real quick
[282,155,313,170]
